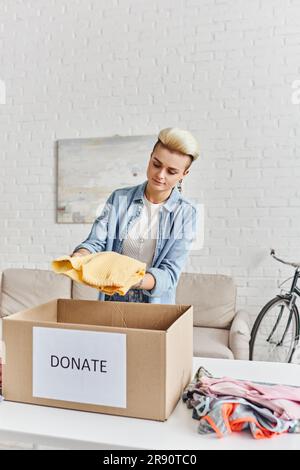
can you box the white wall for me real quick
[1,0,300,318]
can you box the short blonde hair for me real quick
[153,127,200,161]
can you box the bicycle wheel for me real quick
[250,296,299,363]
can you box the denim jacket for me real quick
[74,180,198,304]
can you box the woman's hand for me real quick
[71,248,91,257]
[131,273,156,290]
[131,278,144,289]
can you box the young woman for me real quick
[72,127,199,304]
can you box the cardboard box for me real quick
[2,299,193,421]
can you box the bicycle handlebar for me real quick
[270,249,300,268]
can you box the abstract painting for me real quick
[56,135,155,223]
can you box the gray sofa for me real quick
[0,268,251,360]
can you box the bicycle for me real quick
[250,249,300,363]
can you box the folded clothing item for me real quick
[51,251,146,296]
[196,398,296,440]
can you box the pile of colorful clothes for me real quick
[182,367,300,439]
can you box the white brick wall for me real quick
[0,0,300,320]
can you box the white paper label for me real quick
[32,327,127,408]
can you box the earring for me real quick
[177,179,183,193]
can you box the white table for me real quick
[0,357,299,450]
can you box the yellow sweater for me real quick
[51,252,146,296]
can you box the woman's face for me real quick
[146,143,191,193]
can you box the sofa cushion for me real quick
[193,326,234,359]
[0,269,72,317]
[72,282,99,301]
[176,273,236,329]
